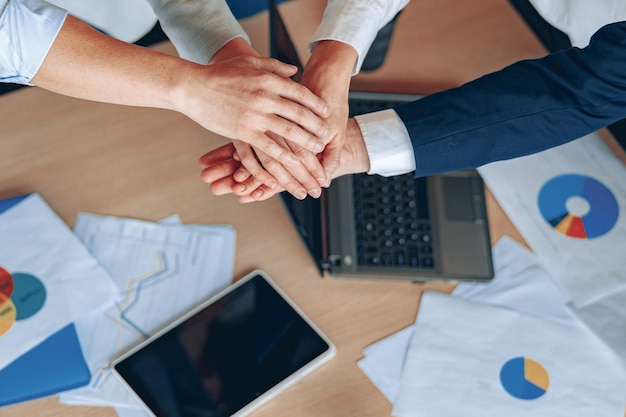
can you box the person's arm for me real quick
[198,21,626,202]
[306,0,409,176]
[228,0,410,194]
[394,20,626,178]
[145,0,339,198]
[4,1,331,163]
[210,37,331,200]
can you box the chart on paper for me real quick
[500,357,550,400]
[59,213,236,409]
[0,269,47,336]
[538,174,619,239]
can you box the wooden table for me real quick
[2,1,621,416]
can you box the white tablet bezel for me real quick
[111,269,335,417]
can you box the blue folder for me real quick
[0,194,91,406]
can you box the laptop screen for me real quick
[269,0,303,81]
[270,1,326,274]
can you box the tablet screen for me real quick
[113,271,333,417]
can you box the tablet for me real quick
[112,270,335,417]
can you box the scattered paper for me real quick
[358,237,611,403]
[58,213,236,409]
[569,284,626,370]
[478,133,626,306]
[0,194,117,371]
[392,292,626,417]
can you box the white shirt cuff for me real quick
[355,109,415,177]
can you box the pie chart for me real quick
[538,174,619,239]
[500,357,549,400]
[0,267,46,336]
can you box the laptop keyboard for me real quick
[353,173,436,270]
[348,96,406,116]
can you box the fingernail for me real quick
[266,179,277,189]
[295,189,307,200]
[235,183,246,193]
[314,142,324,153]
[309,189,321,198]
[252,189,264,199]
[317,177,330,188]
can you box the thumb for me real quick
[322,147,341,181]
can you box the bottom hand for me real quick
[199,118,370,203]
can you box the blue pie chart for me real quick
[538,174,619,239]
[500,357,549,400]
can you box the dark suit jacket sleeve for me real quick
[393,21,626,178]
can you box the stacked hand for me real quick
[32,17,332,170]
[200,39,360,202]
[199,118,371,203]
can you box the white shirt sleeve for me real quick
[144,0,249,64]
[355,109,415,177]
[0,0,67,85]
[308,0,410,74]
[528,0,626,47]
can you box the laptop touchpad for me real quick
[442,176,475,222]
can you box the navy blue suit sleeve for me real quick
[394,21,626,178]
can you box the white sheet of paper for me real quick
[569,284,626,371]
[0,194,117,371]
[478,133,626,306]
[357,236,580,403]
[358,326,413,403]
[58,213,236,408]
[392,292,626,417]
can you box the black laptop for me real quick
[270,2,494,282]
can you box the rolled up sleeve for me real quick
[0,0,67,85]
[309,0,409,74]
[145,0,249,65]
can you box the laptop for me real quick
[270,2,494,282]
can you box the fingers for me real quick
[255,57,330,119]
[232,140,277,189]
[198,147,275,200]
[252,56,299,80]
[244,57,333,151]
[211,171,281,202]
[186,57,331,159]
[320,140,342,179]
[239,184,282,203]
[198,142,236,166]
[247,129,303,169]
[260,107,327,154]
[199,158,240,185]
[263,132,327,198]
[253,148,311,200]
